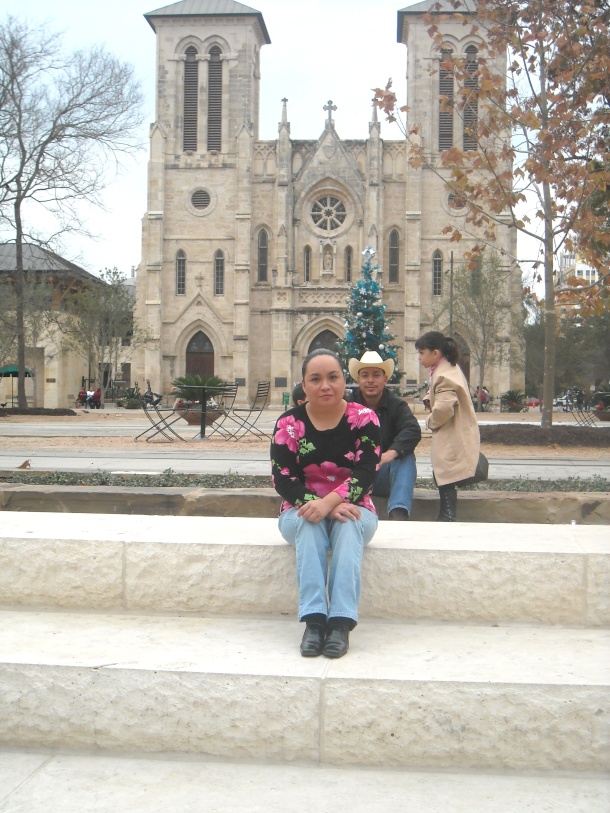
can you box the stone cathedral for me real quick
[134,0,523,406]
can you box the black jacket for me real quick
[351,387,421,458]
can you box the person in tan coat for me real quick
[415,331,480,521]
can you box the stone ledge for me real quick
[1,484,610,524]
[0,612,607,771]
[1,514,608,625]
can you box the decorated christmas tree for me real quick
[337,247,402,384]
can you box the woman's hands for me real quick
[297,493,361,524]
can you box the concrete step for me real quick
[1,750,608,813]
[1,611,608,772]
[1,514,608,626]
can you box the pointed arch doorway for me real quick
[186,331,214,377]
[308,330,340,354]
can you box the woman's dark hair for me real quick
[414,331,460,366]
[292,382,306,405]
[301,348,343,377]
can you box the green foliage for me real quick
[500,389,527,412]
[170,374,226,402]
[1,469,607,494]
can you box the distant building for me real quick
[0,243,101,407]
[555,252,600,321]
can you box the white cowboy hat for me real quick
[348,350,394,380]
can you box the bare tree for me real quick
[0,16,144,406]
[61,268,149,403]
[428,251,521,407]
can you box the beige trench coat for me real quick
[425,358,480,486]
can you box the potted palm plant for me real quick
[170,374,226,425]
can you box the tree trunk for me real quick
[14,205,28,409]
[540,187,555,429]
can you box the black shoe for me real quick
[323,626,349,659]
[300,623,325,657]
[388,507,410,521]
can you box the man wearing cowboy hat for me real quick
[349,350,421,520]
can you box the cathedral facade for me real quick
[135,0,523,406]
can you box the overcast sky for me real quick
[3,0,420,275]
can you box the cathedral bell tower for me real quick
[136,1,270,393]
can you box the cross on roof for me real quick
[323,100,337,121]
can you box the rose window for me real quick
[311,195,346,231]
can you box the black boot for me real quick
[323,622,350,659]
[437,484,457,521]
[300,614,327,657]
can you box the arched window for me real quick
[345,246,353,282]
[257,229,268,282]
[438,47,454,151]
[183,47,198,152]
[308,330,340,354]
[214,250,224,295]
[463,45,478,151]
[389,230,399,283]
[176,250,186,295]
[433,250,443,296]
[304,245,311,283]
[208,46,222,151]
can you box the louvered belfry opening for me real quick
[183,46,198,152]
[438,48,454,151]
[389,229,399,283]
[433,250,443,296]
[463,45,479,151]
[176,251,186,295]
[208,46,222,151]
[214,250,225,296]
[258,230,268,282]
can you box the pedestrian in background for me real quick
[415,331,480,521]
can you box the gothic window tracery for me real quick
[311,195,346,231]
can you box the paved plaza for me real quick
[0,409,608,481]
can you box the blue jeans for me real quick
[278,507,378,625]
[371,452,417,514]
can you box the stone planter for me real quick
[594,409,610,422]
[178,408,222,426]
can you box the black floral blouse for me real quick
[270,402,381,514]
